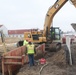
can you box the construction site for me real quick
[0,0,76,75]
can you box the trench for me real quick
[16,44,76,75]
[0,43,76,75]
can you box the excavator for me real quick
[23,27,61,51]
[17,0,76,51]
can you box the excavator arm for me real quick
[17,0,76,47]
[43,0,76,37]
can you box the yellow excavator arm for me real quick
[71,0,76,7]
[17,0,76,47]
[43,0,76,37]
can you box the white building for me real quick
[0,25,38,37]
[0,25,8,37]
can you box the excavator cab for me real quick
[46,27,61,42]
[50,27,61,40]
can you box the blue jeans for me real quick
[28,54,34,66]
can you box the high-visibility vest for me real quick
[27,44,35,54]
[23,40,28,45]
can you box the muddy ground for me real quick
[0,37,76,75]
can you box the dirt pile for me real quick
[16,44,76,75]
[16,48,67,75]
[0,37,23,44]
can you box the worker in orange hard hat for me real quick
[25,39,36,66]
[23,38,29,46]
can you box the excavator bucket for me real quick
[70,0,76,7]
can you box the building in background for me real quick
[8,29,38,37]
[0,25,38,37]
[0,25,8,37]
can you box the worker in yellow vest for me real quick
[26,40,36,66]
[23,38,29,46]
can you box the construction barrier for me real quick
[1,43,45,75]
[66,36,72,65]
[62,36,74,44]
[35,43,45,59]
[2,46,26,75]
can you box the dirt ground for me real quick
[0,37,76,75]
[16,48,66,75]
[16,44,76,75]
[0,37,23,55]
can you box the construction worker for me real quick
[23,38,28,46]
[26,40,36,66]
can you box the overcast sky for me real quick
[0,0,76,32]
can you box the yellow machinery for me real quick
[24,27,61,44]
[24,27,62,51]
[17,0,76,51]
[24,30,46,43]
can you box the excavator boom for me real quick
[43,0,67,37]
[43,0,76,37]
[71,0,76,7]
[17,0,76,49]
